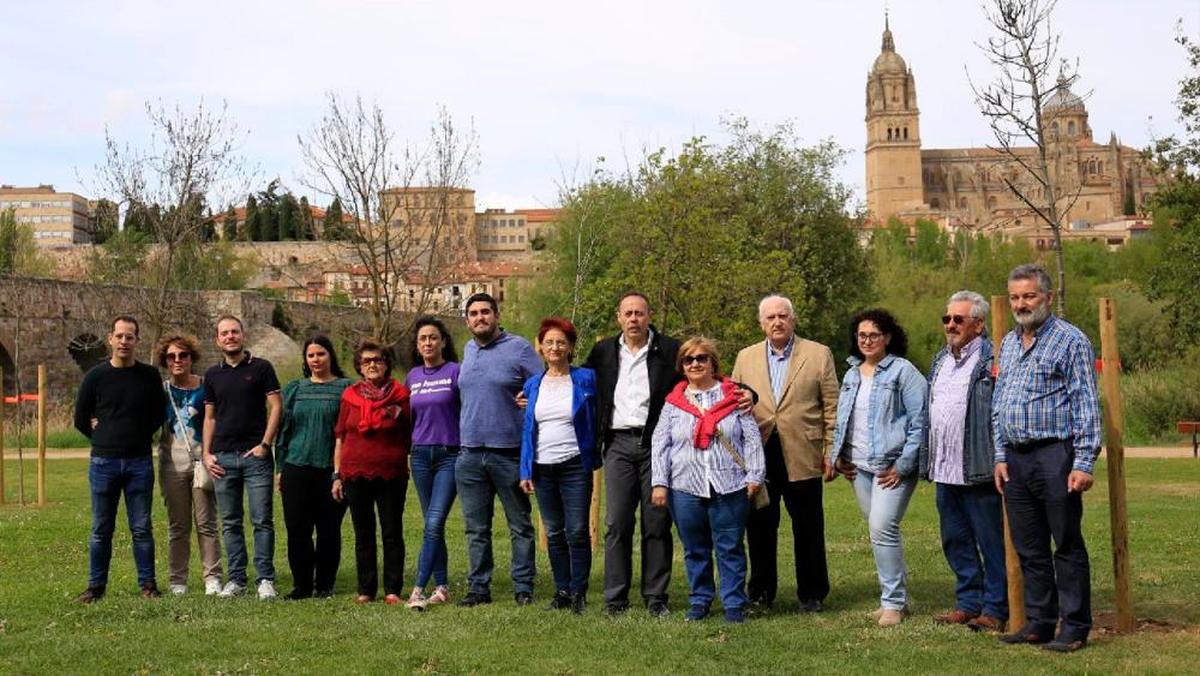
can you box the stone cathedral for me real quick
[864,16,1160,243]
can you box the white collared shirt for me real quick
[611,329,654,429]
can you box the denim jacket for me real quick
[519,366,599,481]
[829,354,929,477]
[921,339,996,485]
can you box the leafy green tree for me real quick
[0,208,52,277]
[277,193,298,240]
[243,194,260,241]
[297,196,315,241]
[322,197,347,240]
[91,199,119,244]
[222,206,238,241]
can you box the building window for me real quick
[897,176,905,186]
[987,196,997,208]
[903,127,908,140]
[958,197,968,209]
[1068,121,1076,136]
[930,197,940,209]
[887,128,892,141]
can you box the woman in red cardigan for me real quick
[331,338,412,604]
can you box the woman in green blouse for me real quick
[277,335,353,599]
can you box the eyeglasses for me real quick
[941,314,976,326]
[856,332,885,344]
[541,339,571,348]
[682,354,711,365]
[165,352,192,362]
[360,357,386,366]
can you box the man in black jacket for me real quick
[585,291,680,616]
[73,315,167,602]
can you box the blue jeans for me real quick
[936,482,1008,619]
[852,469,917,610]
[88,455,156,588]
[455,448,535,596]
[534,456,593,595]
[669,487,750,612]
[410,445,459,589]
[213,451,275,585]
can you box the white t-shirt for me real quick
[534,375,580,464]
[847,374,874,471]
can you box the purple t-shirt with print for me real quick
[405,361,461,446]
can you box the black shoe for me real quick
[1042,636,1088,653]
[724,607,746,624]
[647,599,670,617]
[571,593,587,615]
[313,588,335,599]
[514,591,533,606]
[605,603,629,617]
[76,586,106,604]
[140,583,162,599]
[748,591,772,609]
[545,590,571,611]
[800,599,824,613]
[285,589,313,600]
[685,604,710,622]
[998,625,1054,645]
[457,592,492,607]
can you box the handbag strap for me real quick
[686,389,749,471]
[164,380,198,462]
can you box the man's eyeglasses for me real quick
[682,354,711,365]
[165,352,192,362]
[941,314,976,326]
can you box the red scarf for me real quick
[345,378,408,433]
[664,377,742,449]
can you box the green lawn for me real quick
[0,458,1196,674]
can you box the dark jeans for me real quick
[281,463,347,595]
[746,435,830,604]
[411,444,459,589]
[669,487,751,611]
[345,476,407,597]
[534,456,593,595]
[603,432,673,607]
[936,481,1008,619]
[88,455,156,588]
[213,451,276,585]
[1005,440,1091,640]
[456,447,535,596]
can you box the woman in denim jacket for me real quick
[826,309,928,627]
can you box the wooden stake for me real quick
[37,364,46,507]
[1099,298,1135,633]
[537,510,548,552]
[991,295,1026,630]
[0,365,5,506]
[590,469,602,548]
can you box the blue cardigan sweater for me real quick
[519,366,599,481]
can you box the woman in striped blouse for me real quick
[651,337,765,624]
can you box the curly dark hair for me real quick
[848,308,908,360]
[408,316,458,366]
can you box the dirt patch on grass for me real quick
[1092,612,1193,635]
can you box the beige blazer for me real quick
[731,337,839,481]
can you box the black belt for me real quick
[611,427,644,437]
[1012,438,1067,453]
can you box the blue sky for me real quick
[0,0,1195,211]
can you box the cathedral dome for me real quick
[871,19,908,75]
[1045,74,1085,112]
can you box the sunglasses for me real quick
[682,354,711,366]
[360,357,387,366]
[165,352,192,362]
[941,314,976,326]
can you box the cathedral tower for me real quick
[865,14,925,222]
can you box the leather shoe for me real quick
[514,591,534,606]
[605,603,629,617]
[75,586,106,604]
[1042,636,1088,653]
[998,625,1053,644]
[800,599,823,613]
[933,609,978,625]
[647,599,670,617]
[967,615,1005,633]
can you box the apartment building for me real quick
[0,185,92,246]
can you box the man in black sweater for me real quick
[73,315,167,602]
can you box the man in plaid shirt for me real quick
[992,264,1101,653]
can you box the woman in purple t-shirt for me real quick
[403,316,461,610]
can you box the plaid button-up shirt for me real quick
[992,314,1102,473]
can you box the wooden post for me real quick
[0,365,5,506]
[1099,298,1135,633]
[991,295,1026,630]
[590,469,602,548]
[37,364,46,507]
[537,510,548,552]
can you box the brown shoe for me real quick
[967,615,1005,633]
[933,609,978,625]
[75,586,106,604]
[141,583,162,599]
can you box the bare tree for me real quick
[298,94,479,345]
[969,0,1087,315]
[92,100,254,340]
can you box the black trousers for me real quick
[603,431,673,607]
[345,476,407,597]
[745,434,831,604]
[280,463,347,595]
[1004,440,1091,640]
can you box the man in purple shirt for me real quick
[923,291,1007,633]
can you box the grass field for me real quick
[0,457,1197,674]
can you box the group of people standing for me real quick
[73,263,1100,652]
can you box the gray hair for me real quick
[758,294,795,320]
[1008,264,1052,295]
[947,290,989,319]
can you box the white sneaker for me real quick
[204,578,223,596]
[218,581,247,598]
[169,584,188,596]
[257,579,278,600]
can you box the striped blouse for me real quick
[651,382,765,497]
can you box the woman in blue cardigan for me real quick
[519,317,598,614]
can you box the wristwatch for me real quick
[260,442,273,453]
[331,472,341,482]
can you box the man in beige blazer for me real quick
[731,294,838,612]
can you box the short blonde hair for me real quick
[156,333,203,368]
[676,336,722,378]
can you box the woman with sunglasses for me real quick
[518,317,598,614]
[156,333,223,596]
[650,337,764,624]
[277,335,353,599]
[332,338,412,604]
[826,308,928,627]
